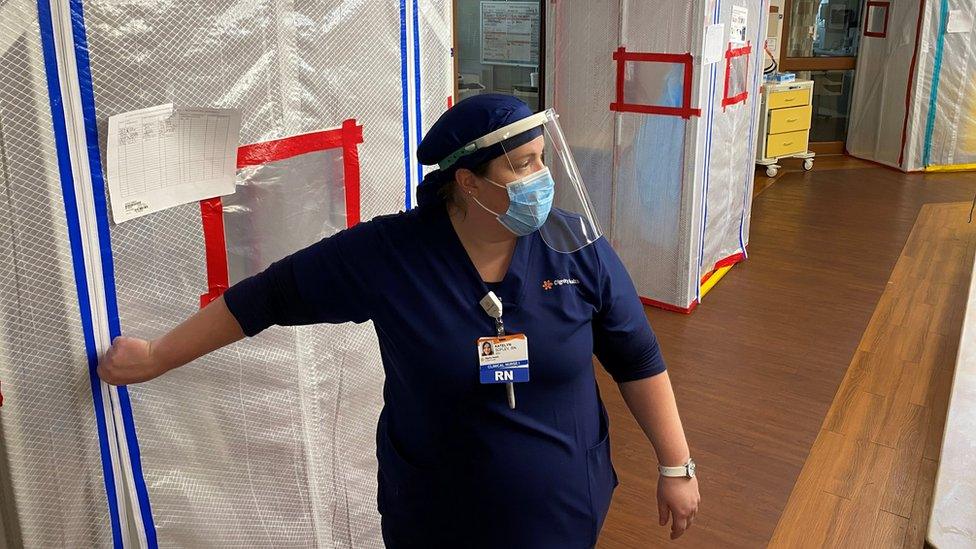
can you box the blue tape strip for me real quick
[412,0,424,197]
[400,0,412,209]
[922,0,949,167]
[35,2,123,546]
[66,0,157,544]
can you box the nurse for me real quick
[98,94,700,547]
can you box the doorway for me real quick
[780,0,862,153]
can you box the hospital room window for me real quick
[796,69,855,142]
[786,0,862,58]
[453,0,544,111]
[780,0,862,150]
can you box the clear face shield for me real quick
[439,109,603,253]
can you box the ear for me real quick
[455,168,479,198]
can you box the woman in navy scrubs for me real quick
[99,94,700,547]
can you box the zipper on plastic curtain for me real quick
[41,0,154,546]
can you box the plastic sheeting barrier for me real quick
[849,0,976,171]
[547,0,769,311]
[0,2,116,545]
[0,0,453,546]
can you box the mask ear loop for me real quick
[468,173,510,217]
[481,176,508,191]
[469,193,503,218]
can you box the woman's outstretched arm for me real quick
[97,296,244,385]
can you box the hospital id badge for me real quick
[477,334,530,384]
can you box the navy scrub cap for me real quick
[416,93,541,207]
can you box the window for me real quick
[610,48,701,119]
[864,1,890,38]
[796,70,855,141]
[199,120,363,307]
[787,0,862,57]
[455,0,542,110]
[723,43,752,109]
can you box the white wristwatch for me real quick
[658,458,696,479]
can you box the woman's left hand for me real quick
[657,475,700,540]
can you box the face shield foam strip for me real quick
[35,2,125,545]
[436,110,554,170]
[200,122,366,308]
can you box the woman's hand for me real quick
[657,475,700,540]
[97,337,169,385]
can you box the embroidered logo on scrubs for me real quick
[542,278,579,290]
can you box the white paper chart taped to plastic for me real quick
[947,10,973,34]
[731,6,749,44]
[703,24,726,65]
[106,103,241,223]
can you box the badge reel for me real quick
[478,291,529,410]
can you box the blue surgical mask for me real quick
[472,168,555,236]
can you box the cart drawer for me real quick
[768,89,809,109]
[769,105,812,134]
[766,129,808,158]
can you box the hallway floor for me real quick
[596,158,976,547]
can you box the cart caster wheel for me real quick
[766,166,778,177]
[803,159,814,171]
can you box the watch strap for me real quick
[658,458,695,478]
[658,464,688,477]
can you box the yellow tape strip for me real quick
[700,265,734,299]
[925,164,976,173]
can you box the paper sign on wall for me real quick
[946,10,973,34]
[703,24,726,65]
[731,5,749,44]
[106,104,241,223]
[481,1,540,67]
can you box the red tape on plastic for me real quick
[640,296,698,315]
[610,47,702,119]
[864,1,890,38]
[722,43,752,110]
[699,251,746,285]
[340,119,364,228]
[199,197,229,308]
[639,249,748,315]
[198,120,365,308]
[898,1,925,166]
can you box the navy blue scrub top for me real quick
[224,202,666,548]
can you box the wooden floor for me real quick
[596,158,976,548]
[769,202,976,548]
